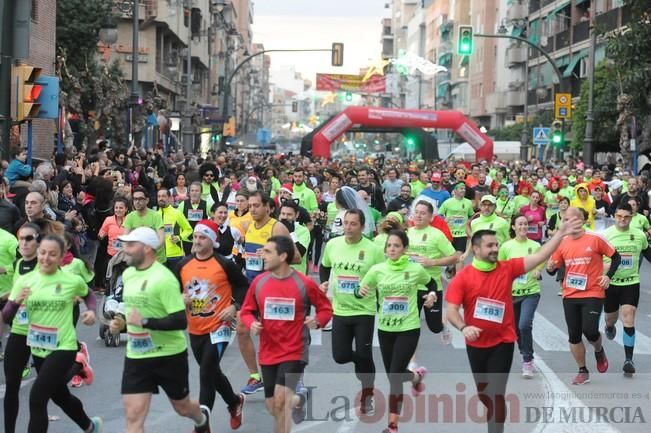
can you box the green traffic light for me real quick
[406,137,415,145]
[345,92,353,102]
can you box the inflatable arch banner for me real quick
[311,106,494,161]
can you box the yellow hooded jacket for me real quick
[570,183,596,230]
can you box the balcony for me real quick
[555,28,570,50]
[573,20,589,44]
[506,90,525,107]
[529,0,540,14]
[596,7,621,33]
[507,3,527,21]
[486,92,507,113]
[506,46,527,66]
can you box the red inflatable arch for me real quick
[312,106,493,161]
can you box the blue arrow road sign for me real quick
[533,127,551,145]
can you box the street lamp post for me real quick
[130,0,140,144]
[583,15,597,167]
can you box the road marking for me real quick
[0,377,35,399]
[613,321,651,355]
[533,312,570,352]
[532,357,621,433]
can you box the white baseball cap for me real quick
[118,227,161,250]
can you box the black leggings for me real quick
[189,333,239,410]
[466,342,515,433]
[378,329,420,415]
[416,290,444,333]
[562,297,603,344]
[331,314,376,390]
[308,226,324,264]
[30,351,92,433]
[3,333,32,433]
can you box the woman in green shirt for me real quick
[359,230,437,433]
[498,215,542,379]
[1,235,102,433]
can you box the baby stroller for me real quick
[98,250,128,347]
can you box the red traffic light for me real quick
[29,85,43,102]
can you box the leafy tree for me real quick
[570,61,619,152]
[607,0,651,152]
[56,0,130,148]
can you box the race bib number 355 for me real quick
[128,331,156,353]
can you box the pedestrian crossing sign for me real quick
[533,127,551,145]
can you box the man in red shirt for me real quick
[240,236,332,433]
[446,216,581,433]
[547,207,621,385]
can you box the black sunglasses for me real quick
[20,235,36,242]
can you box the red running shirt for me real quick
[240,271,333,365]
[445,258,525,348]
[550,232,616,299]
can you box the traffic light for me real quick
[331,42,344,67]
[551,120,564,147]
[292,101,298,112]
[345,92,353,102]
[12,65,43,121]
[457,25,474,56]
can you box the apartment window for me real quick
[31,0,38,22]
[479,83,484,98]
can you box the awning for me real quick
[437,82,450,98]
[547,1,570,20]
[528,19,540,45]
[575,0,589,5]
[511,26,523,37]
[562,49,588,78]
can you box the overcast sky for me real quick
[252,0,386,84]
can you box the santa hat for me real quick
[280,183,293,194]
[194,219,220,248]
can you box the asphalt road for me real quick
[2,266,651,433]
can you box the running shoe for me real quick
[623,359,636,377]
[557,290,562,296]
[228,394,245,430]
[241,377,264,395]
[595,348,609,373]
[75,351,94,386]
[522,361,534,379]
[411,367,427,397]
[604,325,616,340]
[359,390,374,415]
[192,405,211,433]
[89,416,103,433]
[571,370,590,385]
[292,383,309,424]
[382,422,398,433]
[70,375,84,387]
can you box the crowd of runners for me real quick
[0,144,649,433]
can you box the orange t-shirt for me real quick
[550,232,616,299]
[179,256,234,335]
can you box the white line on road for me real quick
[532,357,621,433]
[613,321,651,355]
[533,312,570,352]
